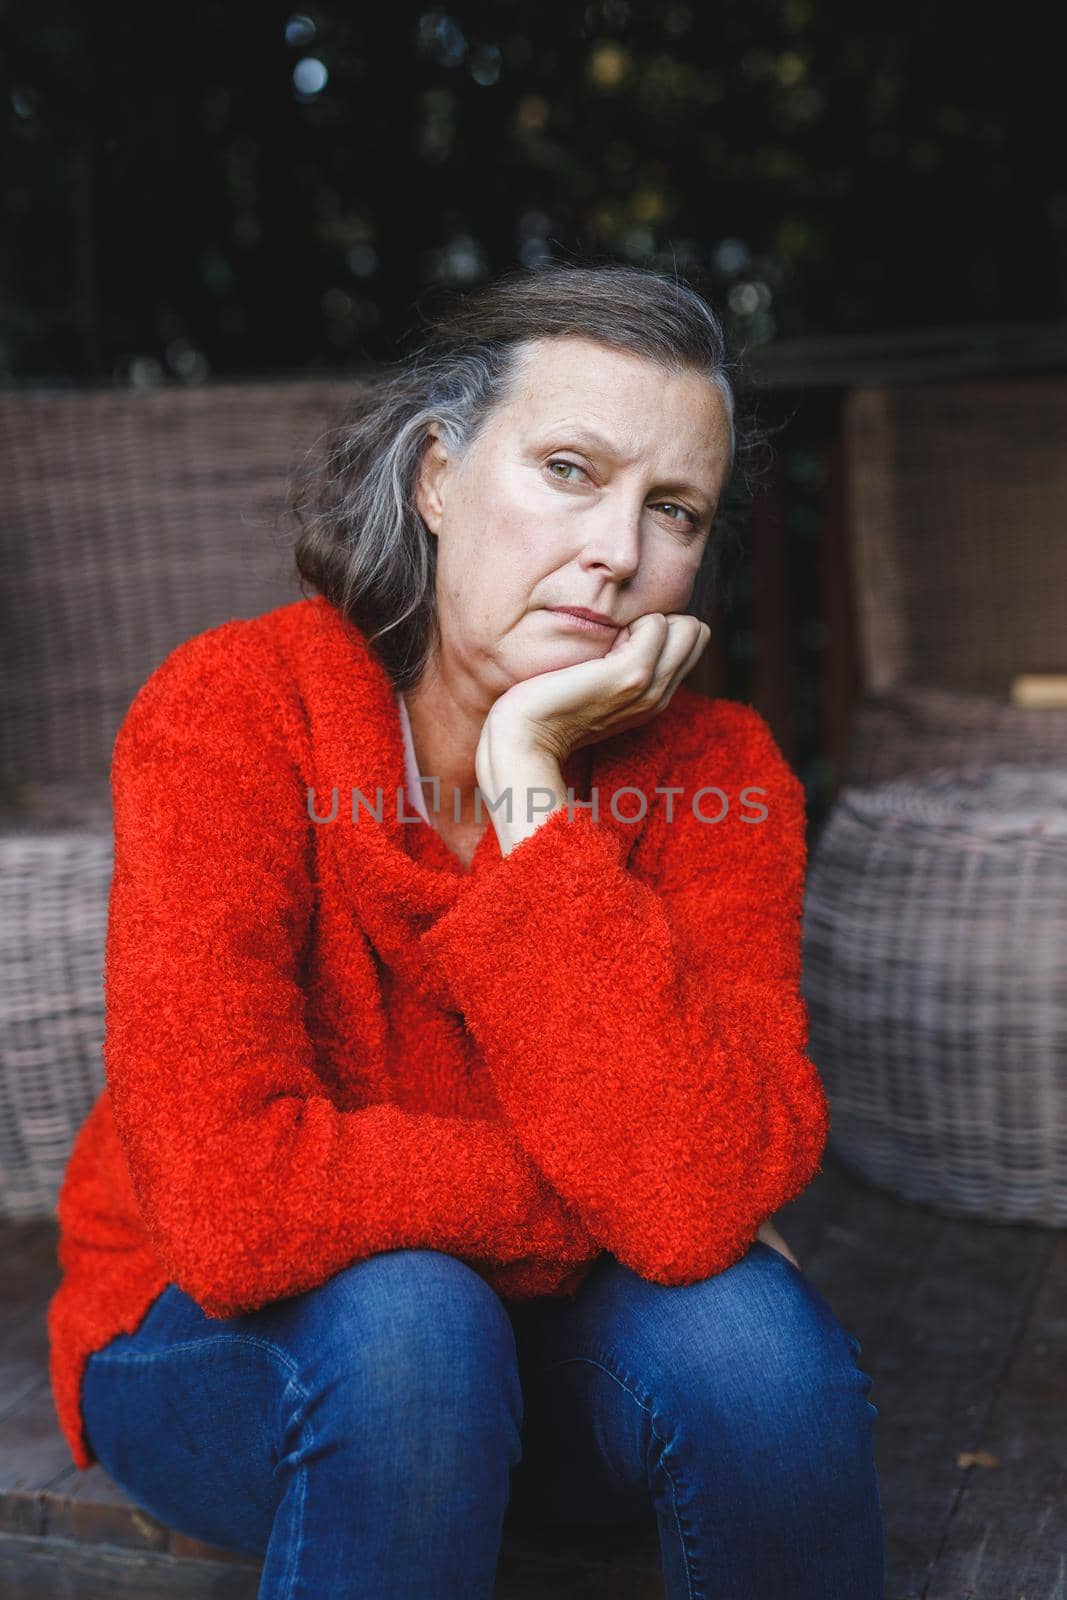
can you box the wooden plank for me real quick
[774,1144,860,1269]
[0,1222,59,1338]
[0,1302,53,1424]
[0,1372,265,1566]
[794,1155,1053,1600]
[43,1466,248,1563]
[0,1524,674,1600]
[52,1456,258,1565]
[922,1232,1067,1599]
[0,1374,86,1534]
[0,1531,260,1599]
[47,1468,173,1554]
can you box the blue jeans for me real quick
[81,1241,885,1598]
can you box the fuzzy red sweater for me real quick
[47,594,830,1472]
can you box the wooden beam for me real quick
[819,419,861,791]
[749,449,793,760]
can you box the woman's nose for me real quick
[575,505,643,582]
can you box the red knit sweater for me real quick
[47,595,830,1472]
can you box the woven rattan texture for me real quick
[0,378,358,1216]
[843,684,1067,787]
[1,379,355,793]
[802,762,1067,1225]
[844,378,1067,697]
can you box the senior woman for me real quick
[48,261,885,1598]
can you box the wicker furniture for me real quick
[840,377,1067,784]
[803,762,1067,1225]
[0,377,355,1221]
[805,375,1067,1222]
[843,683,1067,788]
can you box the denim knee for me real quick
[253,1248,526,1463]
[555,1242,877,1452]
[727,1241,879,1432]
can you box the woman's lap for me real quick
[81,1240,884,1598]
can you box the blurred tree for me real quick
[1,0,1061,382]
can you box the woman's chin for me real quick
[519,640,611,677]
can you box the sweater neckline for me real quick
[394,689,431,825]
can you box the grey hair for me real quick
[290,258,771,692]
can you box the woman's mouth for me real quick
[546,607,619,634]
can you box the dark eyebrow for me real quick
[531,422,715,509]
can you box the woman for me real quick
[48,261,885,1598]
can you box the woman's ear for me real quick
[415,424,450,538]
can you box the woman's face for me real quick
[415,335,733,699]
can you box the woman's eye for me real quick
[546,462,699,528]
[655,502,700,527]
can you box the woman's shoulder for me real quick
[113,599,312,752]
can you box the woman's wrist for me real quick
[476,717,568,857]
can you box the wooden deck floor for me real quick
[1,1147,1063,1598]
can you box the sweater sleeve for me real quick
[417,701,831,1286]
[101,629,593,1320]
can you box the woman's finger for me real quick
[623,614,708,704]
[670,620,711,691]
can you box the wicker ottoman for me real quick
[0,784,114,1221]
[802,762,1067,1225]
[843,683,1067,788]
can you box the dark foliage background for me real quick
[5,0,1062,378]
[3,0,1062,814]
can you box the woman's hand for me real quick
[475,611,709,858]
[756,1218,800,1270]
[486,611,711,766]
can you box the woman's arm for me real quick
[102,626,593,1320]
[418,697,829,1286]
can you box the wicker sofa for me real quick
[839,375,1067,784]
[0,377,360,1222]
[803,374,1067,1226]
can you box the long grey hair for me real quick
[290,258,771,692]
